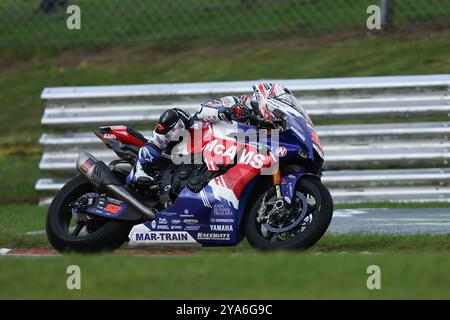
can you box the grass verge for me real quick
[0,204,447,299]
[0,250,449,299]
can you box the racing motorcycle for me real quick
[46,102,333,252]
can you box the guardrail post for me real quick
[380,0,395,30]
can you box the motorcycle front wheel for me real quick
[244,176,333,251]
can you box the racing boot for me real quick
[126,143,161,188]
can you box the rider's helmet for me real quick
[250,83,299,126]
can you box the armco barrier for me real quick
[36,75,450,204]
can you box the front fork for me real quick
[257,170,305,223]
[277,171,307,204]
[273,168,283,199]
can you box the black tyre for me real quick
[46,174,133,253]
[245,176,333,251]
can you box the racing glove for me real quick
[218,106,233,122]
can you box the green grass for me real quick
[1,30,449,204]
[0,205,48,248]
[1,31,449,142]
[0,3,449,300]
[0,204,448,299]
[0,155,41,204]
[1,0,449,50]
[0,250,449,299]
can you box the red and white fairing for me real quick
[173,121,276,209]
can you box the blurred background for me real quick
[0,0,449,217]
[0,0,449,299]
[0,0,449,220]
[1,0,449,49]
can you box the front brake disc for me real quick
[262,193,308,233]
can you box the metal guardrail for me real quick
[37,75,450,204]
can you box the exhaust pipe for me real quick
[76,151,156,221]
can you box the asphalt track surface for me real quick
[328,208,450,234]
[24,208,450,236]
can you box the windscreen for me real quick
[264,93,313,128]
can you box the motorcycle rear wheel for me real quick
[244,176,333,251]
[46,174,133,253]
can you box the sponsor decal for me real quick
[183,218,199,224]
[210,218,234,223]
[203,140,266,169]
[210,224,234,232]
[160,211,177,216]
[212,204,234,217]
[88,197,127,216]
[157,225,170,230]
[135,232,188,242]
[172,219,182,225]
[184,225,201,231]
[158,217,168,224]
[170,225,183,230]
[101,204,122,214]
[128,225,199,247]
[276,146,287,157]
[197,232,231,241]
[151,220,156,229]
[180,209,194,218]
[80,158,95,174]
[288,182,294,197]
[103,133,116,140]
[107,197,122,204]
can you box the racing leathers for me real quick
[126,95,252,186]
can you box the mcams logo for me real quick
[203,140,267,170]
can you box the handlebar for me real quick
[230,113,285,130]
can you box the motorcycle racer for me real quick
[48,82,333,253]
[126,83,295,187]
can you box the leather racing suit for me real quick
[126,95,252,186]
